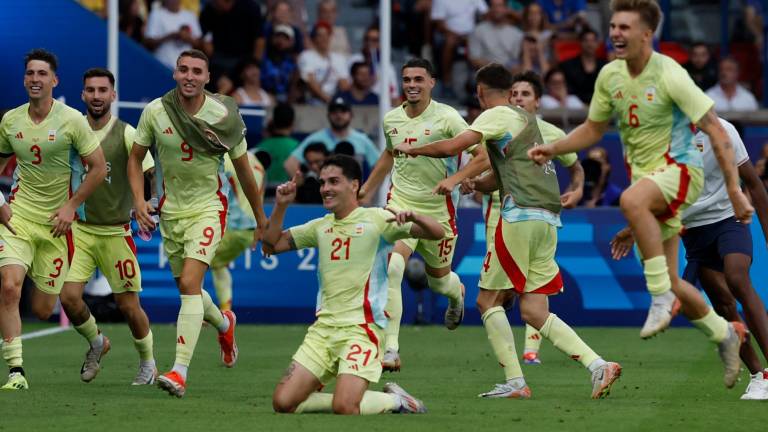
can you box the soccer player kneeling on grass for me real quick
[263,155,439,414]
[394,64,621,399]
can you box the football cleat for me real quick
[591,361,622,399]
[157,371,186,398]
[640,291,675,339]
[132,363,158,385]
[381,348,401,372]
[1,372,28,390]
[740,372,768,400]
[80,334,111,382]
[384,382,427,413]
[217,310,238,367]
[479,380,531,399]
[444,283,465,330]
[522,351,541,365]
[719,321,747,388]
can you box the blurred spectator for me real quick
[521,3,553,46]
[295,143,329,204]
[349,26,400,106]
[538,0,588,38]
[257,1,305,61]
[541,68,585,109]
[316,0,350,56]
[261,25,301,103]
[580,147,622,207]
[392,0,432,58]
[732,0,765,52]
[468,0,523,70]
[706,57,759,112]
[298,22,351,104]
[144,0,203,70]
[520,35,551,75]
[233,60,274,107]
[259,103,299,184]
[200,0,263,90]
[560,29,606,104]
[266,0,309,33]
[119,0,145,43]
[684,42,718,92]
[431,0,489,97]
[333,63,379,106]
[284,97,380,178]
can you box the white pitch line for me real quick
[20,326,71,340]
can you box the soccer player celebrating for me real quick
[264,155,438,414]
[59,68,157,385]
[207,152,265,311]
[477,71,584,367]
[0,49,107,390]
[128,49,268,397]
[358,58,476,371]
[527,0,749,388]
[395,64,621,400]
[611,118,768,400]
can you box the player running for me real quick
[527,0,749,388]
[474,71,584,367]
[395,63,621,400]
[265,155,439,414]
[128,49,267,397]
[611,117,768,400]
[359,58,477,371]
[207,152,265,311]
[0,49,107,390]
[58,68,157,385]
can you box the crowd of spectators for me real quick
[72,0,766,206]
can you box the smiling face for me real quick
[609,11,652,60]
[401,67,434,105]
[319,165,357,213]
[173,55,209,99]
[24,59,58,102]
[82,76,115,120]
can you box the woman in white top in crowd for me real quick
[540,68,585,109]
[233,59,275,107]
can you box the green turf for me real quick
[0,323,762,432]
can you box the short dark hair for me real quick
[83,67,115,86]
[304,142,330,158]
[544,68,565,85]
[401,58,435,77]
[350,62,370,77]
[321,154,362,184]
[691,41,709,51]
[511,71,544,99]
[271,103,295,130]
[25,48,58,72]
[579,28,598,41]
[333,141,355,156]
[610,0,662,32]
[177,49,209,68]
[475,63,513,91]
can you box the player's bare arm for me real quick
[738,160,768,246]
[434,146,491,195]
[561,161,585,209]
[50,146,107,237]
[127,143,155,232]
[358,149,394,204]
[472,170,499,193]
[232,153,269,246]
[394,129,482,158]
[609,226,634,260]
[262,174,299,254]
[0,155,15,235]
[384,207,443,240]
[697,109,754,221]
[528,119,609,164]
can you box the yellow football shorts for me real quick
[492,219,563,295]
[644,163,704,240]
[160,211,225,277]
[65,224,141,293]
[210,229,253,269]
[293,322,384,385]
[0,214,74,295]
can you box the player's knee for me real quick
[724,270,749,293]
[31,302,53,320]
[272,393,298,413]
[331,399,360,415]
[476,295,496,314]
[520,306,545,329]
[177,275,201,294]
[619,192,640,216]
[0,284,21,306]
[59,291,81,312]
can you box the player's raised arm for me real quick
[697,109,754,222]
[127,143,155,232]
[51,146,107,237]
[528,119,609,165]
[232,153,268,238]
[384,207,443,240]
[394,129,482,158]
[433,145,491,195]
[263,174,300,254]
[358,149,394,204]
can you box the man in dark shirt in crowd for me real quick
[684,42,718,91]
[296,143,329,204]
[560,29,606,104]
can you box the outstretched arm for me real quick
[528,119,609,164]
[393,130,482,158]
[433,146,491,195]
[384,207,444,240]
[262,175,299,255]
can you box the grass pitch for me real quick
[0,323,762,432]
